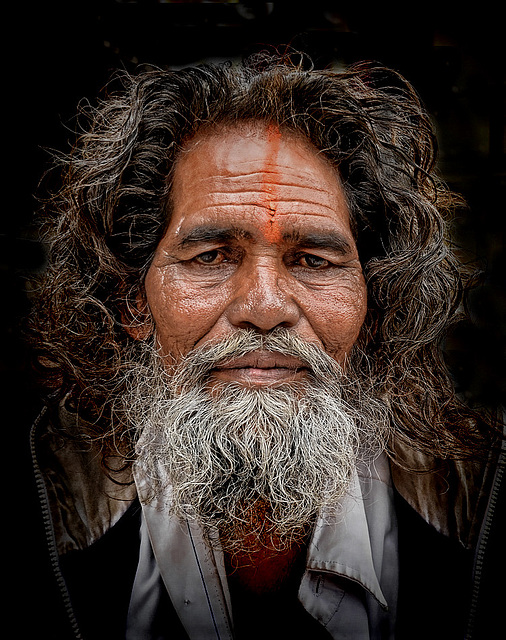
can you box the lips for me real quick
[211,350,307,385]
[218,351,305,370]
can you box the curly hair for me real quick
[28,54,494,462]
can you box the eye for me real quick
[298,253,330,269]
[194,249,223,265]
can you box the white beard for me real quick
[123,328,391,554]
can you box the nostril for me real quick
[226,285,301,332]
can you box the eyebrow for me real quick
[176,225,253,249]
[283,230,354,255]
[176,225,354,256]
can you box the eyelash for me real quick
[191,249,334,270]
[193,249,231,265]
[294,253,330,269]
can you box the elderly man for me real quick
[29,56,503,640]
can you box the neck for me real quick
[224,536,309,598]
[223,530,330,640]
[218,499,312,594]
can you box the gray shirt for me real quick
[127,454,398,639]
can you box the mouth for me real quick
[210,351,308,387]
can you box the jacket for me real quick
[28,401,505,639]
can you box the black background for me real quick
[4,3,505,633]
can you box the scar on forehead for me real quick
[261,123,283,243]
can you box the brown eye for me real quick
[195,250,222,264]
[300,254,329,269]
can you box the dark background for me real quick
[4,4,505,631]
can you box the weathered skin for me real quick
[143,122,367,387]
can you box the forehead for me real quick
[174,122,341,192]
[168,122,352,239]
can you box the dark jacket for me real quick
[28,402,505,640]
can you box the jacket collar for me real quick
[33,403,136,554]
[390,439,498,550]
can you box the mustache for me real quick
[164,328,345,389]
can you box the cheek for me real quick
[308,279,367,359]
[144,268,228,356]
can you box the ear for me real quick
[121,288,154,341]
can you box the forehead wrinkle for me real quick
[198,189,336,202]
[207,179,332,194]
[212,167,333,183]
[186,203,345,221]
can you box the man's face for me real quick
[144,122,367,381]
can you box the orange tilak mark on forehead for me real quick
[260,124,282,243]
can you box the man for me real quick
[28,55,503,639]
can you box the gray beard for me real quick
[122,328,391,554]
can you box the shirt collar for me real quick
[307,460,391,609]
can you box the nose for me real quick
[225,262,301,332]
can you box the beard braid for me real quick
[121,328,392,555]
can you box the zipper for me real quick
[465,415,506,639]
[30,407,84,640]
